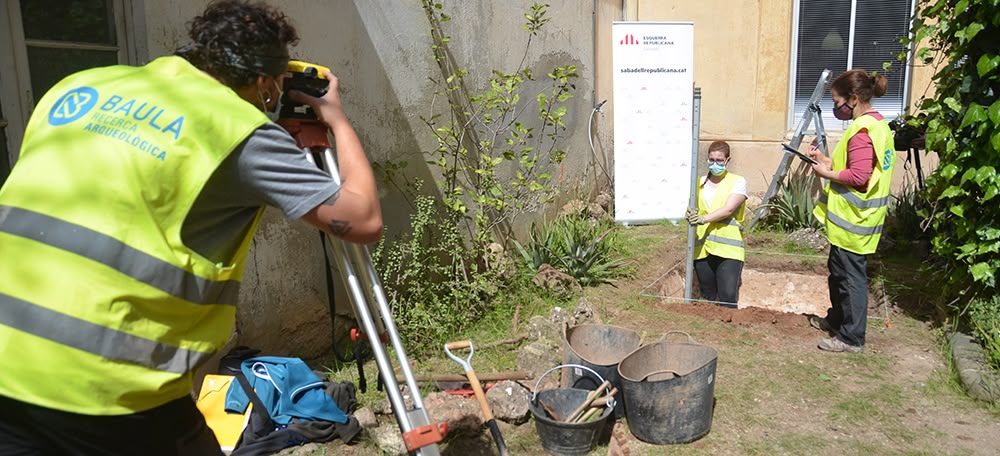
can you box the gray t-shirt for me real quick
[181,122,340,263]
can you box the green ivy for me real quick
[903,0,1000,299]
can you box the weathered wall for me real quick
[142,0,596,359]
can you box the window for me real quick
[789,0,915,130]
[0,0,142,179]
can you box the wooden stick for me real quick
[394,371,533,384]
[478,335,529,350]
[564,380,610,422]
[589,386,618,408]
[572,386,618,423]
[539,399,562,421]
[575,406,602,423]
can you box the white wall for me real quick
[143,0,597,358]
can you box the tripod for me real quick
[747,69,832,229]
[277,63,445,454]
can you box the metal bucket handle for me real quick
[530,364,616,413]
[659,330,699,345]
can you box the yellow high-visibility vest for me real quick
[695,172,746,262]
[0,56,269,414]
[813,115,896,255]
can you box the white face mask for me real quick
[258,78,283,122]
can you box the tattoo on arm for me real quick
[327,219,352,237]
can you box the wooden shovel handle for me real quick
[465,369,494,421]
[445,340,472,350]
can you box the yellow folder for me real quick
[196,374,252,453]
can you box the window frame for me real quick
[0,0,146,169]
[787,0,917,131]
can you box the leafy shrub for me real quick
[885,179,931,245]
[367,2,578,353]
[759,172,823,231]
[372,192,505,354]
[903,0,1000,299]
[968,296,1000,370]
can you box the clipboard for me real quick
[781,143,819,165]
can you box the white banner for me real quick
[612,22,694,224]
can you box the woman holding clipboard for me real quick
[806,69,896,353]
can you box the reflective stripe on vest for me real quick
[0,205,239,305]
[694,172,746,262]
[829,182,889,209]
[695,234,745,248]
[0,56,268,414]
[0,292,207,374]
[812,114,895,254]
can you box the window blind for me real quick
[791,0,913,130]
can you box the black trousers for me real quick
[694,255,743,307]
[825,245,869,347]
[0,394,223,456]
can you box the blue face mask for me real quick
[708,162,727,176]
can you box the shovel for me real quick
[444,340,509,456]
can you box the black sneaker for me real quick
[809,315,832,332]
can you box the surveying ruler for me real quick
[277,60,446,455]
[747,69,832,229]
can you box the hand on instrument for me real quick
[686,208,707,225]
[286,69,348,129]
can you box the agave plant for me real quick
[762,171,823,231]
[513,219,558,272]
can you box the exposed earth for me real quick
[287,223,1000,456]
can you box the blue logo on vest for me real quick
[48,87,99,126]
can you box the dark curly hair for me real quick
[176,0,299,88]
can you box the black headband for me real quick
[176,44,288,77]
[223,47,289,77]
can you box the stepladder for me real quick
[747,68,833,229]
[275,61,446,455]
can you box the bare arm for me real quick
[290,70,383,244]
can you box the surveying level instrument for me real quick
[747,69,832,229]
[276,60,446,455]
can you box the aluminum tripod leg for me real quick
[748,69,832,229]
[306,147,444,455]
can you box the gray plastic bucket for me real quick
[530,364,616,456]
[618,331,718,444]
[563,324,641,417]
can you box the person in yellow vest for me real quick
[0,1,381,454]
[807,69,895,353]
[686,140,748,308]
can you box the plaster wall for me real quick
[142,0,596,359]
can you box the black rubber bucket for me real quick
[618,331,718,444]
[530,364,616,456]
[563,324,641,417]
